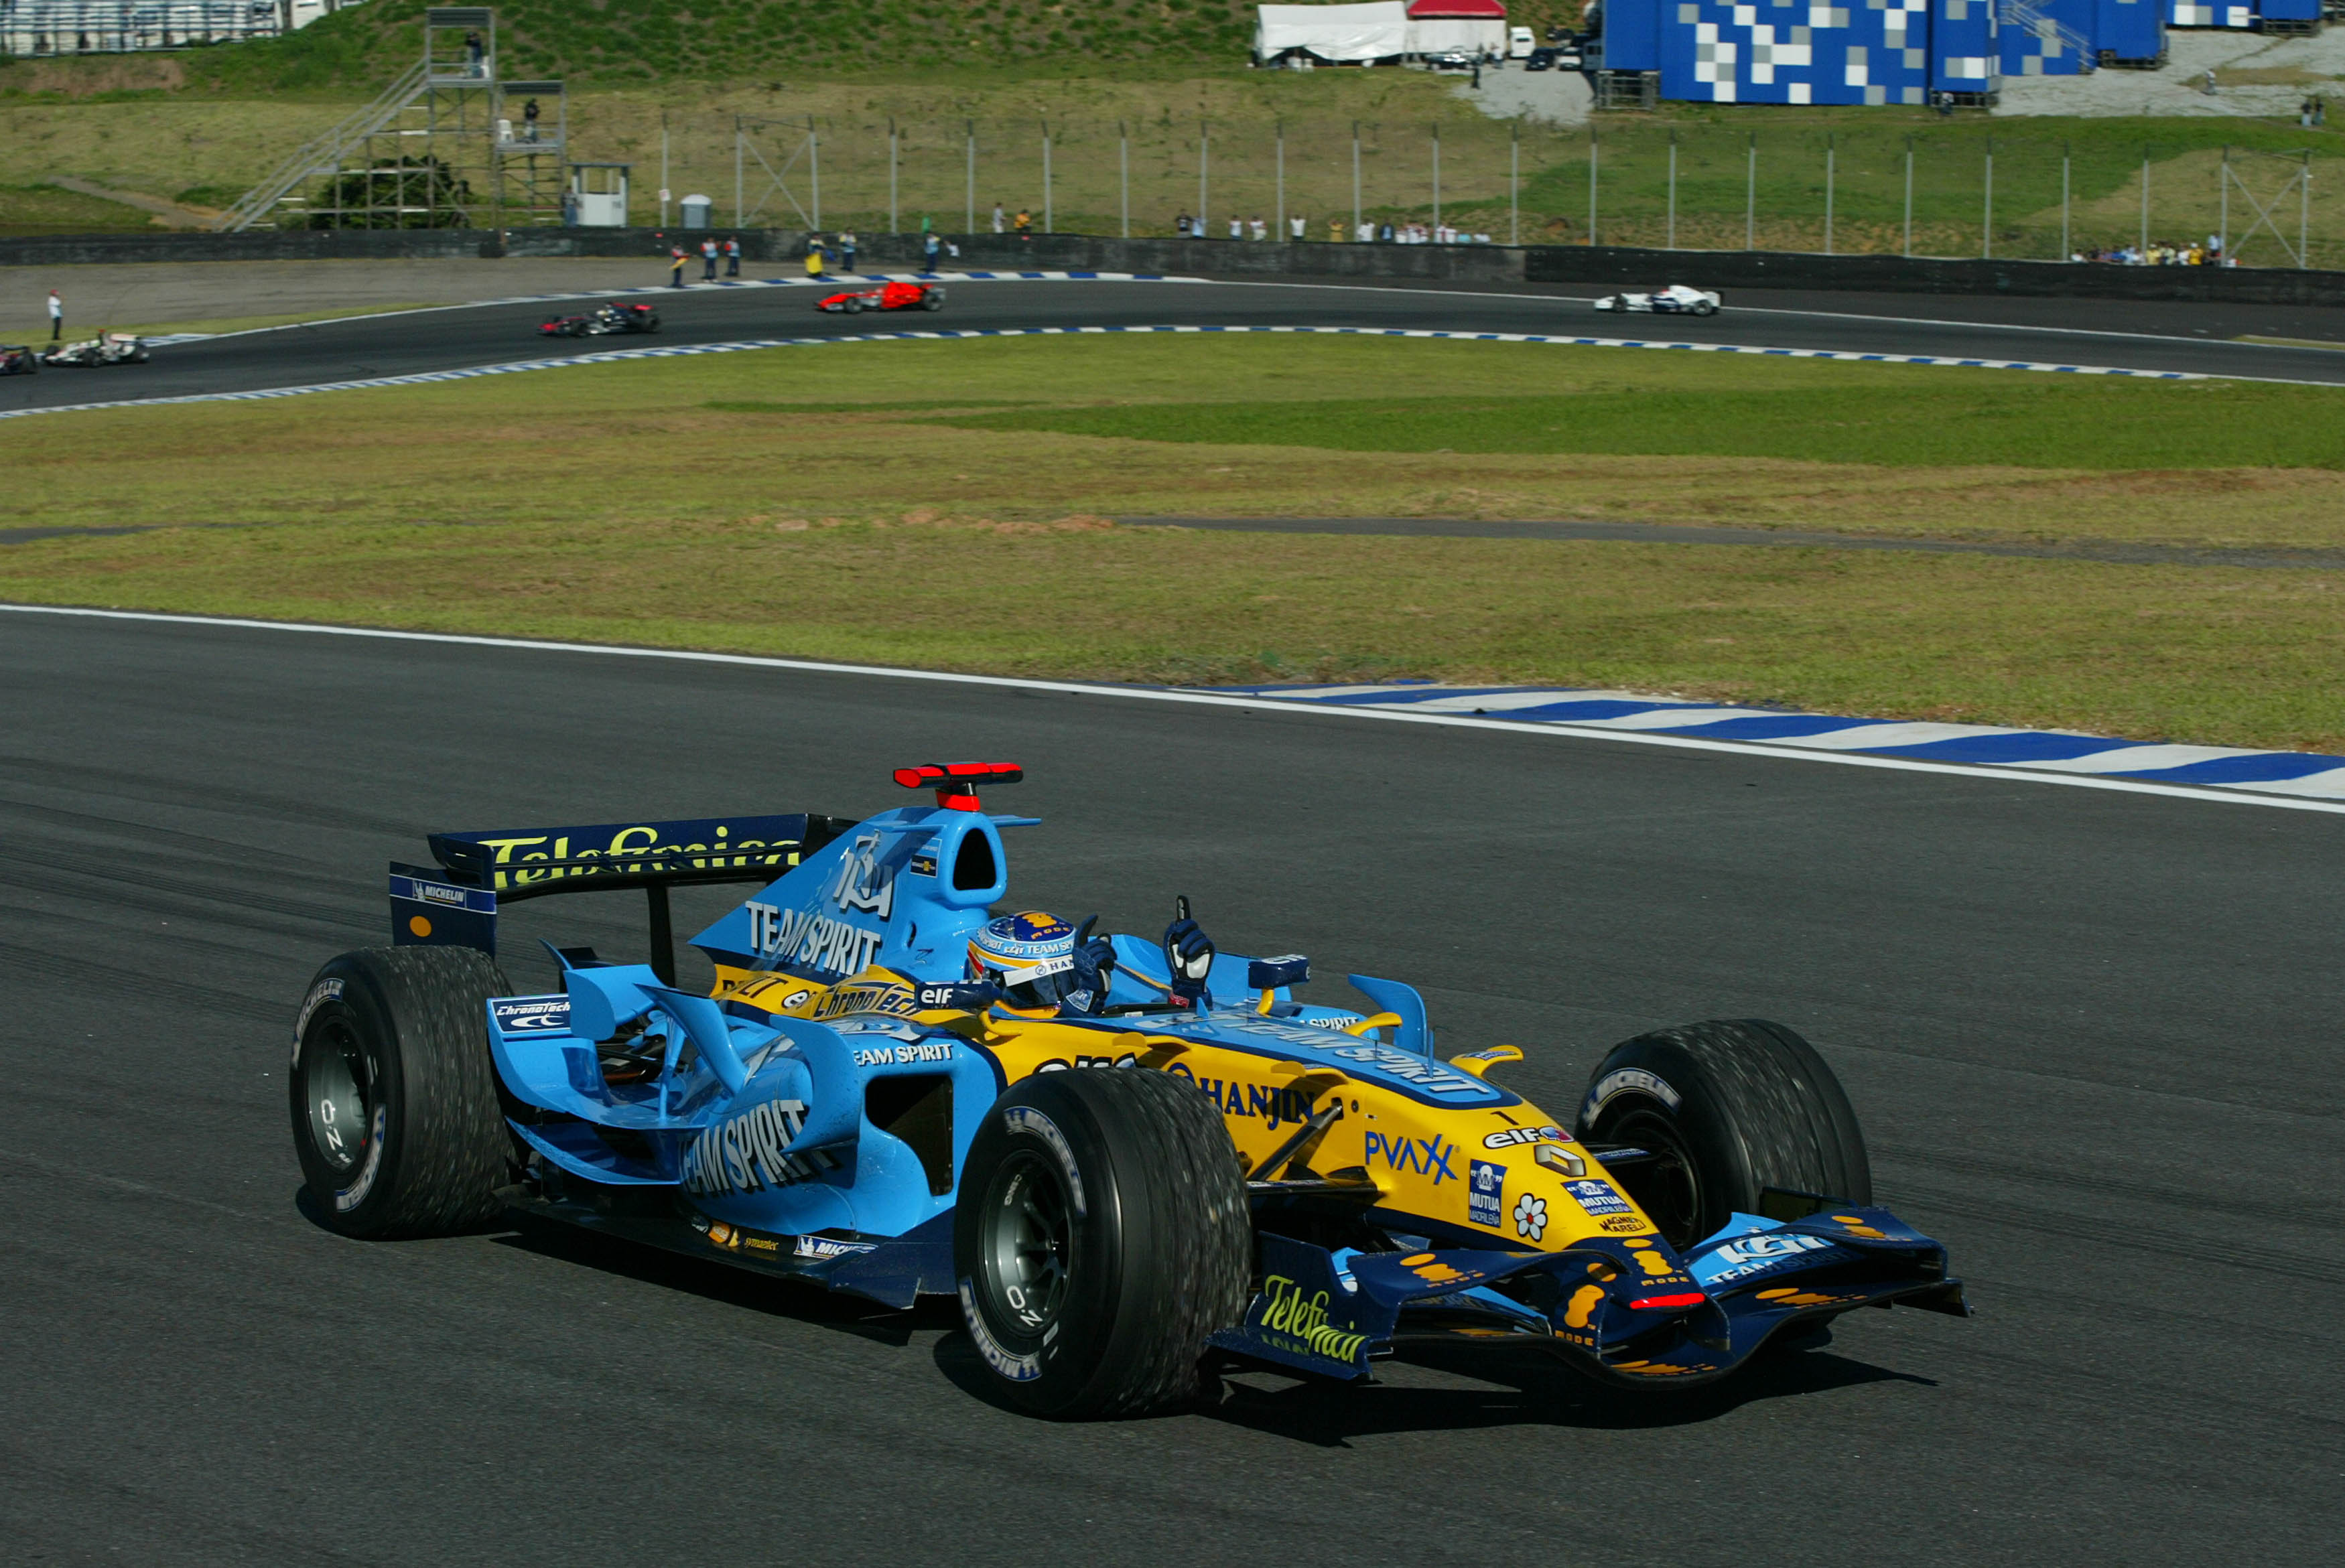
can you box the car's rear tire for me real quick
[955,1068,1250,1419]
[289,946,517,1239]
[1574,1019,1870,1251]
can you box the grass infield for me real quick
[4,334,2340,753]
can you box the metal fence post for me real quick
[1352,121,1361,236]
[1746,131,1755,251]
[1042,119,1052,234]
[1588,125,1598,246]
[1667,127,1678,249]
[1199,119,1209,235]
[1432,122,1441,232]
[733,116,743,228]
[1982,135,1993,259]
[2220,144,2230,258]
[659,112,669,227]
[889,118,898,233]
[2301,151,2312,270]
[1510,121,1519,247]
[809,123,819,230]
[965,121,975,233]
[1824,132,1834,256]
[1276,120,1285,237]
[1120,120,1130,238]
[1903,135,1913,257]
[2140,147,2149,255]
[2060,140,2070,260]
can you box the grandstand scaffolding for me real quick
[0,0,360,56]
[214,9,584,231]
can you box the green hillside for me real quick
[121,0,1269,92]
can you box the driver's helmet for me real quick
[966,910,1079,1014]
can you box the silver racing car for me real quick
[1593,285,1721,317]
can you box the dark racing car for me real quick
[0,344,38,376]
[539,301,662,338]
[815,281,945,315]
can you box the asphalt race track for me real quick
[8,273,2345,416]
[3,609,2340,1565]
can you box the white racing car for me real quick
[42,332,151,367]
[1593,285,1721,317]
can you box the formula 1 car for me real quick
[538,301,661,338]
[0,344,37,376]
[289,762,1962,1418]
[1593,284,1721,316]
[41,332,149,366]
[814,280,945,314]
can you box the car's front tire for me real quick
[289,946,517,1239]
[954,1068,1250,1419]
[1575,1018,1871,1250]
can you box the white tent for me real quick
[1253,2,1408,64]
[1406,18,1507,54]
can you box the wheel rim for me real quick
[304,1018,373,1175]
[1601,1105,1704,1250]
[976,1151,1074,1343]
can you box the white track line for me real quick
[0,322,2199,423]
[3,603,2340,817]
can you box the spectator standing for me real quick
[992,203,1007,234]
[923,230,942,270]
[48,288,62,340]
[1250,215,1267,241]
[1176,212,1191,237]
[522,96,541,142]
[805,238,827,279]
[464,29,485,77]
[667,246,687,288]
[724,234,742,276]
[1228,215,1242,239]
[1014,208,1032,240]
[1290,214,1306,240]
[2204,68,2218,95]
[840,228,858,271]
[1329,218,1343,242]
[700,236,719,280]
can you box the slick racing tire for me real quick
[842,297,865,313]
[289,946,518,1239]
[1692,302,1717,317]
[920,295,943,311]
[955,1068,1250,1419]
[1575,1019,1870,1251]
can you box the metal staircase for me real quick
[216,58,430,231]
[1997,0,2098,74]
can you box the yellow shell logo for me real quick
[407,914,433,937]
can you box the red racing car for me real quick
[814,281,945,314]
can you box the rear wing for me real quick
[391,812,854,984]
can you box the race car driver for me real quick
[965,904,1218,1017]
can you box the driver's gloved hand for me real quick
[1163,899,1215,1008]
[1061,916,1117,1016]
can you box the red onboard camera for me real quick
[892,762,1024,811]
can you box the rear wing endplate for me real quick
[391,812,852,983]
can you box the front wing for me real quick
[1211,1208,1965,1386]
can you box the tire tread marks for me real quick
[327,946,513,1238]
[1084,1068,1252,1419]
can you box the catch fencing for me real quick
[632,111,2339,272]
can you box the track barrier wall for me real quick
[7,226,2345,304]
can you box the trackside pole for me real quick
[1983,135,1993,259]
[2061,141,2070,260]
[1903,135,1913,257]
[2220,145,2230,259]
[1352,121,1361,236]
[1199,119,1209,236]
[965,121,975,233]
[1510,121,1519,246]
[734,117,743,227]
[1042,120,1052,234]
[1746,132,1756,251]
[1824,132,1834,256]
[889,118,898,233]
[1666,127,1677,249]
[1588,126,1597,245]
[2140,147,2150,255]
[1276,120,1285,240]
[1431,122,1441,233]
[660,111,670,227]
[2301,152,2312,270]
[1120,121,1130,238]
[809,125,819,229]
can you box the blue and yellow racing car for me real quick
[289,762,1965,1417]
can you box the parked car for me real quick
[1430,50,1475,71]
[1525,47,1557,70]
